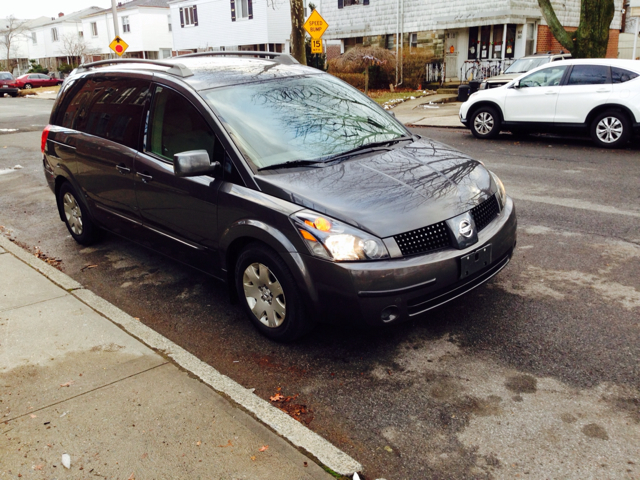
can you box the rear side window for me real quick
[147,85,222,164]
[612,67,638,84]
[60,77,151,149]
[567,65,609,85]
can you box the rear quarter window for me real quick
[612,67,639,84]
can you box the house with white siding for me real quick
[23,8,104,74]
[0,16,50,75]
[81,0,175,60]
[168,0,293,53]
[317,0,624,82]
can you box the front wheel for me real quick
[470,106,501,139]
[590,110,631,149]
[235,243,312,342]
[58,183,98,245]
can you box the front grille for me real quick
[470,195,499,232]
[394,221,451,257]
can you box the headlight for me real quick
[292,210,390,262]
[489,171,507,209]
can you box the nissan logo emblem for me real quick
[459,219,473,238]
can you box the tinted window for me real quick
[0,73,13,80]
[612,67,639,84]
[519,66,567,88]
[567,65,609,85]
[63,77,150,149]
[147,86,220,164]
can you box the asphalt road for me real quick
[1,97,639,479]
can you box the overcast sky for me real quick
[1,0,112,21]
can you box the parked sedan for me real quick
[14,73,63,89]
[43,53,516,341]
[0,72,19,97]
[460,59,640,148]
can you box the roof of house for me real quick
[84,0,172,17]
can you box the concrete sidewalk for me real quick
[391,94,465,128]
[0,235,361,478]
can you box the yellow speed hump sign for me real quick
[304,10,328,40]
[311,39,323,54]
[109,36,129,56]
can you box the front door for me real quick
[503,65,568,123]
[134,84,224,269]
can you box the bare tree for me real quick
[289,0,306,64]
[60,33,99,65]
[537,0,615,58]
[0,15,30,71]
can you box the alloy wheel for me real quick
[242,262,286,328]
[595,116,623,144]
[24,84,32,89]
[63,192,83,235]
[474,112,494,135]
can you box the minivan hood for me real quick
[255,137,495,238]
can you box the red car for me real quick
[14,73,63,89]
[0,72,19,97]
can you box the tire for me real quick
[590,110,631,149]
[58,183,98,245]
[10,93,18,97]
[24,83,32,89]
[235,243,313,342]
[470,106,501,139]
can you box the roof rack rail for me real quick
[75,58,193,77]
[176,51,299,65]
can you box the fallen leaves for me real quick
[258,445,268,452]
[217,440,233,448]
[59,381,74,387]
[33,247,62,270]
[269,390,314,425]
[196,441,201,446]
[80,264,98,272]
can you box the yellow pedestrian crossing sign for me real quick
[109,36,129,56]
[311,39,323,54]
[304,10,328,40]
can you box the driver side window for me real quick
[520,66,567,88]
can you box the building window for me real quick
[180,6,198,27]
[51,28,59,42]
[91,22,98,36]
[385,34,394,50]
[122,16,130,33]
[168,15,172,31]
[230,0,252,21]
[343,37,363,52]
[410,32,417,49]
[32,32,37,44]
[338,0,369,8]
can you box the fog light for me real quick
[381,306,400,323]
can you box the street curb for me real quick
[0,234,363,476]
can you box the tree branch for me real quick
[536,0,575,51]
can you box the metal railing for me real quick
[460,59,514,83]
[426,61,444,86]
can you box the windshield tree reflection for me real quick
[202,75,407,169]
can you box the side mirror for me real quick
[508,81,520,89]
[174,150,220,177]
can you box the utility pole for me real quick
[111,0,120,59]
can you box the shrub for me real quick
[401,52,435,89]
[331,72,365,90]
[328,46,396,92]
[27,59,49,74]
[57,63,76,75]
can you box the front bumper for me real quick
[302,196,517,326]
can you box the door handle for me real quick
[116,164,130,174]
[596,89,609,93]
[545,91,557,95]
[136,172,153,183]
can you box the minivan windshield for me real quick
[202,74,408,169]
[504,57,550,74]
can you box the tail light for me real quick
[41,125,51,153]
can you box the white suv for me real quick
[460,59,640,148]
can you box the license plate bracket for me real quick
[460,244,492,279]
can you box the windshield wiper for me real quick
[323,135,414,163]
[258,159,324,171]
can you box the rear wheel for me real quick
[470,106,501,139]
[590,110,631,149]
[235,243,312,342]
[58,183,98,245]
[24,83,32,89]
